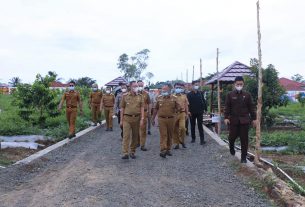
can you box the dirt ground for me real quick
[0,122,271,207]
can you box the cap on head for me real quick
[69,80,76,85]
[234,76,244,83]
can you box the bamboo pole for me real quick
[255,0,263,165]
[216,48,221,135]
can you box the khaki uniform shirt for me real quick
[139,91,151,111]
[155,95,180,117]
[61,91,81,108]
[101,94,115,107]
[120,92,144,115]
[90,91,103,105]
[175,94,189,112]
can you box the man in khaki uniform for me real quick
[173,83,189,149]
[152,84,180,158]
[100,86,115,131]
[137,80,151,151]
[58,81,83,138]
[89,83,103,126]
[120,81,144,159]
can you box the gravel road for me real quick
[0,121,271,207]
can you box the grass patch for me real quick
[0,94,103,140]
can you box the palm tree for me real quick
[9,77,21,87]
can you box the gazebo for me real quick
[105,76,128,88]
[206,61,254,113]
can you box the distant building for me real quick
[279,78,305,102]
[0,83,9,94]
[50,81,69,91]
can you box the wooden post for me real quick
[200,59,203,88]
[210,84,214,113]
[216,48,221,135]
[255,0,263,165]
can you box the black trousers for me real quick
[117,112,123,138]
[229,123,249,159]
[190,113,204,141]
[185,118,189,134]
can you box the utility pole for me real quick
[216,48,221,135]
[200,59,203,89]
[192,65,195,81]
[186,69,189,83]
[255,0,263,165]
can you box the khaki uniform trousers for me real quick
[139,112,148,147]
[66,107,77,135]
[173,112,186,144]
[158,116,175,153]
[91,103,101,123]
[104,106,113,128]
[122,116,140,155]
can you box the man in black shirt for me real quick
[187,80,207,145]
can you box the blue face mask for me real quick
[92,88,97,91]
[161,92,169,96]
[175,88,183,94]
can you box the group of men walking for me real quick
[58,76,256,163]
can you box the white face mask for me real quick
[235,86,243,91]
[122,88,127,93]
[92,88,97,91]
[106,90,110,94]
[138,87,143,91]
[69,86,75,91]
[133,87,139,93]
[193,86,199,90]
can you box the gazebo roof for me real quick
[206,61,254,85]
[105,76,128,87]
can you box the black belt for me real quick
[159,116,174,119]
[124,114,140,117]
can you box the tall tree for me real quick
[48,71,62,82]
[117,49,150,81]
[9,77,21,87]
[291,74,304,83]
[76,77,96,88]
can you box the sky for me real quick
[0,0,304,86]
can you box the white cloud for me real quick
[0,0,304,86]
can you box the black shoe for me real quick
[97,121,101,125]
[148,131,151,135]
[141,146,147,151]
[160,152,166,158]
[241,158,247,163]
[181,143,187,148]
[68,134,76,139]
[130,153,136,159]
[186,132,189,136]
[93,123,97,126]
[122,155,129,159]
[110,128,113,131]
[200,140,206,145]
[137,144,140,148]
[166,151,172,156]
[173,145,179,150]
[106,128,109,131]
[229,145,236,155]
[191,139,195,143]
